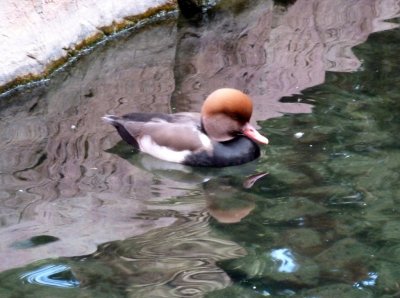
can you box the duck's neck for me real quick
[200,118,207,134]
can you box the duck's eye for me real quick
[231,114,245,123]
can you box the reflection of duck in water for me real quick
[204,172,268,224]
[103,88,268,167]
[107,143,267,224]
[143,155,266,224]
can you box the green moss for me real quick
[0,75,39,94]
[73,31,105,51]
[98,20,133,36]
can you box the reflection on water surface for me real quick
[20,264,80,289]
[1,0,400,297]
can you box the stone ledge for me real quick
[0,0,176,93]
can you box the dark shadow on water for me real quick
[11,235,60,249]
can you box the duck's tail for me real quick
[102,115,139,148]
[102,115,119,124]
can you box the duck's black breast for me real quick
[183,136,261,167]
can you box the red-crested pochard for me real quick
[103,88,269,167]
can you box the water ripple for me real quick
[20,264,80,288]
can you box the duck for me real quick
[102,88,269,167]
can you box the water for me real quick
[1,0,400,297]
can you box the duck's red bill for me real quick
[242,123,269,145]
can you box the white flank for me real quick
[198,131,212,150]
[139,135,191,163]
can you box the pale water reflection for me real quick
[20,264,80,288]
[0,0,400,297]
[270,248,299,273]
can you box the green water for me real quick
[1,2,400,298]
[209,28,400,297]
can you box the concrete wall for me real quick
[0,0,174,91]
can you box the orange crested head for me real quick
[201,88,253,124]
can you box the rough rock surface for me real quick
[0,0,173,89]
